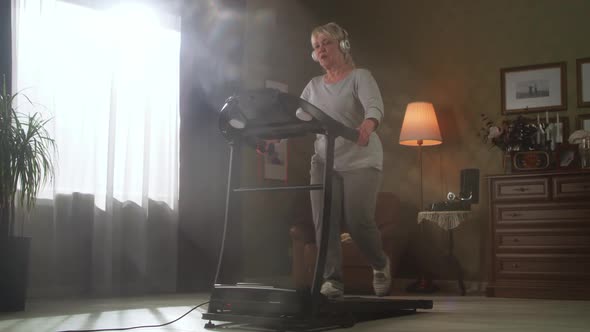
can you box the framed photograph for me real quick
[556,143,579,169]
[263,139,288,181]
[501,62,567,114]
[577,57,590,107]
[577,113,590,131]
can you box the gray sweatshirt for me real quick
[301,68,384,171]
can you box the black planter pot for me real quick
[0,236,31,312]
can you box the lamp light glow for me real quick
[399,102,442,146]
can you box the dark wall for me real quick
[303,0,590,282]
[0,0,11,90]
[177,0,246,291]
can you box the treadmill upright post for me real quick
[213,139,243,285]
[310,132,336,315]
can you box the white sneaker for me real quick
[373,256,391,297]
[320,280,344,299]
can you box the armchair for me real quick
[289,192,408,295]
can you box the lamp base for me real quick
[406,276,439,294]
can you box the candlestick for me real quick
[556,113,561,143]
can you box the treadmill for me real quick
[202,88,433,330]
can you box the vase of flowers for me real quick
[480,114,539,173]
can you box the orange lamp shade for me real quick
[399,102,443,146]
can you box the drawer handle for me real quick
[512,238,519,243]
[513,187,530,192]
[507,212,522,217]
[511,263,519,268]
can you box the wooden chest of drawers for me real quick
[487,170,590,300]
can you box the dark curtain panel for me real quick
[0,0,11,90]
[177,0,246,291]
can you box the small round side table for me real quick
[417,210,472,296]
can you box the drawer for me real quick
[491,177,550,202]
[553,175,590,200]
[493,202,590,226]
[496,229,590,253]
[496,254,590,280]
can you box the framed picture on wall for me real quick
[501,62,567,114]
[577,57,590,107]
[263,139,288,182]
[260,80,289,182]
[577,113,590,131]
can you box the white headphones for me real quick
[311,28,351,62]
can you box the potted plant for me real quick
[0,76,55,311]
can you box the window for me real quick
[14,0,180,209]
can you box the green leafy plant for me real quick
[0,76,56,237]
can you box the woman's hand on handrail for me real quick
[356,118,378,146]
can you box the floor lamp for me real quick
[399,102,443,293]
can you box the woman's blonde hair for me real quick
[311,22,354,65]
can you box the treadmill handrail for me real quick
[219,88,360,143]
[233,184,324,192]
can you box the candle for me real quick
[536,113,541,145]
[546,111,549,124]
[556,113,561,143]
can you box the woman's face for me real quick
[312,33,345,69]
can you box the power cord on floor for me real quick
[56,301,209,332]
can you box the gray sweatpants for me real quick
[310,160,387,286]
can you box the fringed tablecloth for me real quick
[417,211,472,230]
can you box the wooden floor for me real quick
[1,292,589,332]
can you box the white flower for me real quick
[568,130,590,144]
[488,126,502,139]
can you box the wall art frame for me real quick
[577,113,590,131]
[577,57,590,108]
[501,62,567,114]
[263,139,288,182]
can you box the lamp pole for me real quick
[406,139,439,293]
[418,139,423,211]
[399,101,442,294]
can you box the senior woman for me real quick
[300,22,390,298]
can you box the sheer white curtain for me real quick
[12,0,180,296]
[13,0,179,210]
